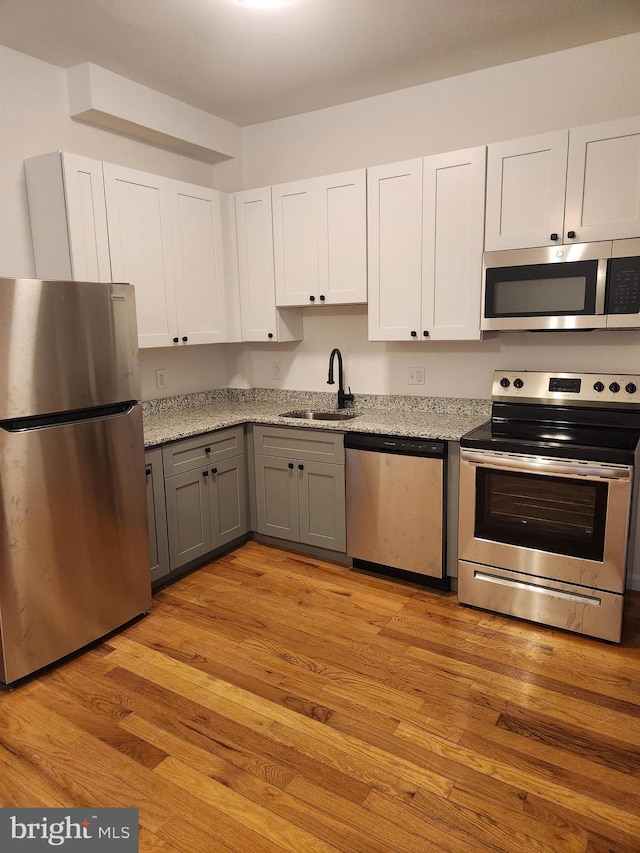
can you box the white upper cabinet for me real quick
[273,169,367,307]
[170,180,229,346]
[368,149,485,342]
[485,131,568,251]
[317,170,367,305]
[25,152,112,282]
[421,147,486,341]
[235,187,303,342]
[103,163,178,349]
[367,159,423,341]
[486,116,640,250]
[565,116,640,244]
[272,179,319,306]
[103,164,237,349]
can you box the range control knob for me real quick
[499,377,510,388]
[513,378,524,389]
[626,382,637,394]
[593,381,605,392]
[609,382,621,393]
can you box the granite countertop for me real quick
[142,389,491,448]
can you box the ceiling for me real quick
[2,0,640,126]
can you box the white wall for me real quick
[4,36,640,401]
[0,45,241,398]
[239,33,640,399]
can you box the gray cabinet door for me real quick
[209,454,249,548]
[145,448,170,583]
[254,454,299,542]
[165,467,212,570]
[298,461,346,552]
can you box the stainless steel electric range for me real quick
[458,370,640,642]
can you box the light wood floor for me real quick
[2,541,640,852]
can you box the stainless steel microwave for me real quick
[481,238,640,331]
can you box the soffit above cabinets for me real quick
[2,0,640,126]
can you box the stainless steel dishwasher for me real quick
[345,433,448,589]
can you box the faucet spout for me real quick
[327,348,354,409]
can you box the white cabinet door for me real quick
[317,169,367,305]
[422,147,485,341]
[103,163,177,348]
[367,159,424,341]
[565,115,640,244]
[272,178,319,306]
[25,152,112,282]
[170,180,228,345]
[485,130,569,251]
[235,187,302,342]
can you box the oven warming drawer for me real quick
[458,560,624,643]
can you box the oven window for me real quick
[475,468,608,561]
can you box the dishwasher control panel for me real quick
[344,432,446,457]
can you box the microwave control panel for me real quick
[606,256,640,314]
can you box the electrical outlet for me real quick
[272,361,283,381]
[408,366,425,385]
[156,368,168,390]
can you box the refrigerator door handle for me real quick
[0,401,138,432]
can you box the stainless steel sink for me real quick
[279,410,359,421]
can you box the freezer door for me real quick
[0,404,150,684]
[0,278,140,419]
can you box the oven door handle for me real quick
[460,449,632,482]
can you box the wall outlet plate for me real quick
[272,361,283,381]
[408,366,425,385]
[156,368,168,390]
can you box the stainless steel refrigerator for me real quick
[0,278,151,686]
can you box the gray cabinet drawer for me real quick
[162,426,245,477]
[252,425,344,464]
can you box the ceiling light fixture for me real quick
[236,0,292,7]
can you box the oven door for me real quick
[458,449,632,594]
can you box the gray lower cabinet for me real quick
[253,425,346,553]
[145,447,170,583]
[163,427,248,572]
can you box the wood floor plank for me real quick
[155,756,341,853]
[2,542,639,852]
[395,719,640,837]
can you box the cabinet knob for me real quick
[145,467,151,476]
[319,294,326,302]
[211,467,218,475]
[268,332,274,339]
[567,230,576,239]
[182,336,188,342]
[205,447,211,453]
[309,295,315,302]
[423,330,429,337]
[298,463,304,470]
[550,233,559,241]
[288,462,294,469]
[173,337,179,343]
[410,330,417,338]
[202,470,209,477]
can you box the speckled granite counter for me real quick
[142,389,491,448]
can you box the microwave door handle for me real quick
[595,257,608,314]
[461,450,631,482]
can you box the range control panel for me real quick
[492,371,640,407]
